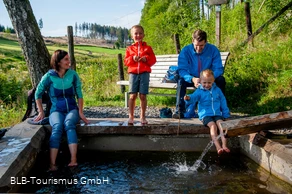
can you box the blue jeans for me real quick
[49,109,80,149]
[175,76,226,113]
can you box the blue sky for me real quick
[0,0,145,37]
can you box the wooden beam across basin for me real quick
[220,110,292,137]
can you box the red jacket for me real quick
[124,41,156,74]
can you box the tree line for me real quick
[0,24,15,33]
[1,21,131,48]
[74,22,131,48]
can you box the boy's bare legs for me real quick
[128,93,137,124]
[50,148,58,171]
[208,122,222,153]
[139,93,147,124]
[216,120,230,153]
[68,143,78,166]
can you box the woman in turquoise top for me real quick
[34,50,89,171]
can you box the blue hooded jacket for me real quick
[185,83,230,120]
[178,43,224,83]
[35,69,83,113]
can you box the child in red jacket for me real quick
[124,25,156,124]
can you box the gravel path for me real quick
[83,106,248,119]
[83,106,162,118]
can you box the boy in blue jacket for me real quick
[184,69,230,155]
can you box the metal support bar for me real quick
[125,92,129,108]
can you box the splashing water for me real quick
[168,134,224,173]
[189,140,213,171]
[190,134,223,171]
[175,161,189,172]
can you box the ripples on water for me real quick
[25,151,292,194]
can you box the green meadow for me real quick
[0,36,123,127]
[1,27,292,128]
[0,36,176,128]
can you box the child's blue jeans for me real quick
[49,109,80,149]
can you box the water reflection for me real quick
[27,151,292,193]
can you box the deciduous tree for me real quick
[3,0,50,88]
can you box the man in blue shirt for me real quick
[173,29,226,119]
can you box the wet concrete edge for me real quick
[0,123,47,192]
[239,133,292,185]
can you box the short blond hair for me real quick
[130,25,144,34]
[200,69,214,79]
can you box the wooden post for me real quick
[215,5,221,48]
[245,2,253,38]
[208,1,228,48]
[201,0,205,19]
[219,110,292,138]
[117,53,125,93]
[240,1,292,47]
[67,26,76,71]
[174,34,181,54]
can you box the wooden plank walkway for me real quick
[42,110,292,137]
[44,118,211,135]
[220,110,292,137]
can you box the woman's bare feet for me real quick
[49,164,58,171]
[217,148,224,155]
[68,161,78,167]
[223,147,230,153]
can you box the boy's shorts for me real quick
[202,116,224,127]
[129,72,150,94]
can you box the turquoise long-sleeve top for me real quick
[35,69,83,113]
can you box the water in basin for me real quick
[21,150,292,193]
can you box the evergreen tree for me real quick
[71,22,130,47]
[75,22,78,36]
[0,24,5,32]
[38,18,43,31]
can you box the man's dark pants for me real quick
[174,76,226,116]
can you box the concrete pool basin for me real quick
[0,117,291,192]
